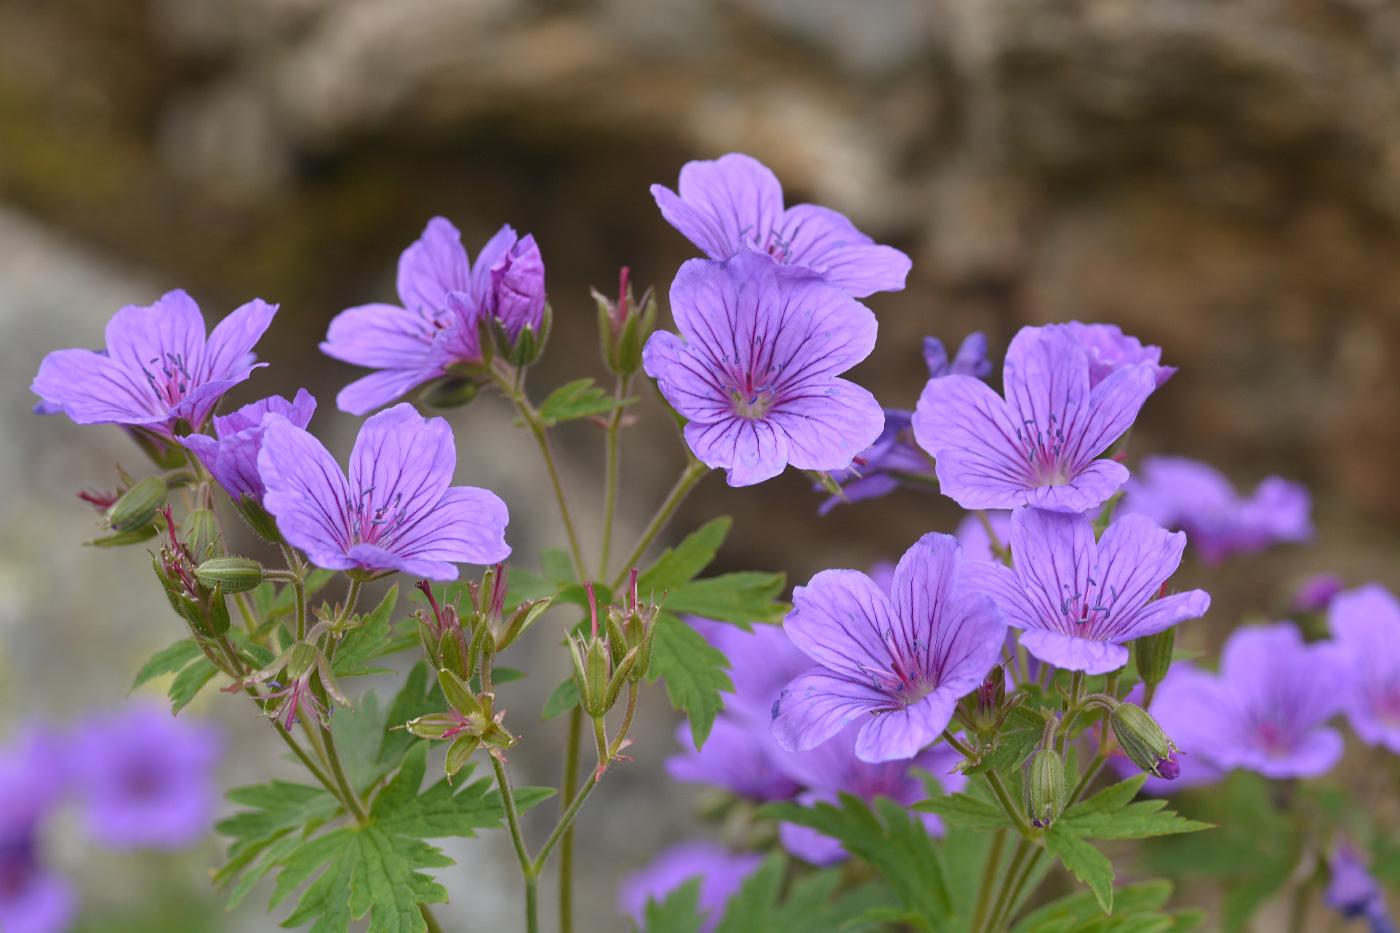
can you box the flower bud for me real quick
[494,303,552,368]
[104,476,167,532]
[595,267,657,377]
[488,234,549,367]
[182,508,219,559]
[1134,628,1175,690]
[1111,703,1180,780]
[965,665,1006,734]
[1024,748,1068,828]
[235,496,283,544]
[195,557,264,594]
[420,376,480,410]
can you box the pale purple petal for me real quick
[684,416,789,487]
[1009,508,1095,637]
[348,404,456,525]
[692,620,813,724]
[1230,727,1343,779]
[778,203,911,297]
[0,871,77,933]
[765,381,884,472]
[335,367,446,417]
[645,332,750,423]
[953,511,1011,563]
[652,154,785,262]
[1066,365,1157,468]
[1061,321,1175,389]
[182,389,317,504]
[1331,585,1400,753]
[1019,459,1131,514]
[617,841,761,933]
[666,720,800,801]
[855,692,955,762]
[1019,630,1129,675]
[381,486,511,578]
[1086,514,1194,641]
[258,420,354,566]
[959,559,1038,631]
[784,570,897,682]
[103,289,206,375]
[770,669,890,753]
[201,298,279,380]
[320,302,451,370]
[488,233,546,338]
[468,225,518,305]
[914,376,1031,509]
[397,217,471,313]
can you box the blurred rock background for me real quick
[3,0,1400,929]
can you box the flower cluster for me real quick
[0,705,221,933]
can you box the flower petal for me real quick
[334,367,444,416]
[767,379,883,472]
[1018,630,1129,674]
[785,569,898,682]
[1066,364,1157,467]
[348,404,456,526]
[396,217,472,313]
[1021,459,1130,513]
[257,420,353,568]
[855,692,955,762]
[1009,508,1095,637]
[202,298,278,379]
[914,374,1030,509]
[1087,514,1191,641]
[770,668,890,753]
[321,302,447,370]
[642,331,734,423]
[104,289,206,376]
[32,348,162,425]
[385,485,511,577]
[683,416,788,487]
[779,204,911,297]
[653,153,785,261]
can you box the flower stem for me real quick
[491,756,537,933]
[970,828,1007,933]
[979,837,1029,933]
[977,510,1010,565]
[608,682,641,758]
[320,723,369,824]
[535,774,598,870]
[988,843,1046,931]
[558,706,583,933]
[599,376,631,580]
[610,459,708,589]
[280,545,307,641]
[944,731,1035,838]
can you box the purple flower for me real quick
[954,511,1012,563]
[258,402,511,581]
[963,508,1210,675]
[775,724,965,866]
[913,325,1157,512]
[666,621,812,800]
[70,704,222,849]
[1116,664,1226,794]
[817,411,937,514]
[1061,322,1175,389]
[617,841,762,933]
[923,333,993,380]
[1118,456,1313,565]
[31,289,276,439]
[1294,573,1346,614]
[180,389,316,506]
[651,153,911,298]
[1327,845,1398,933]
[1330,584,1400,754]
[643,251,884,487]
[0,730,76,933]
[1181,624,1346,779]
[771,533,1005,762]
[321,219,539,415]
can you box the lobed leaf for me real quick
[538,377,636,427]
[663,572,788,626]
[637,518,731,594]
[646,613,732,747]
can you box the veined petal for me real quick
[855,692,955,762]
[785,569,898,682]
[770,668,889,753]
[643,331,734,422]
[385,486,511,573]
[104,289,206,375]
[468,224,519,306]
[767,269,878,386]
[348,404,456,529]
[1087,514,1189,641]
[1021,459,1129,513]
[1233,727,1343,780]
[258,420,353,564]
[321,302,447,370]
[1112,589,1211,641]
[914,375,1029,490]
[32,348,163,425]
[1019,630,1129,674]
[960,559,1038,631]
[928,592,1007,693]
[1010,508,1095,637]
[766,380,883,473]
[654,154,785,261]
[171,372,265,433]
[396,217,471,313]
[780,204,911,297]
[683,416,788,487]
[334,367,444,416]
[1002,326,1091,447]
[202,298,278,379]
[1066,364,1157,466]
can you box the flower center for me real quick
[719,351,782,420]
[857,629,934,706]
[346,487,408,547]
[1016,415,1071,485]
[1057,571,1120,635]
[141,351,197,408]
[740,225,794,264]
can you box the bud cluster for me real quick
[151,506,236,644]
[594,267,657,378]
[569,572,658,721]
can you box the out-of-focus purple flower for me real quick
[1294,574,1346,614]
[1116,664,1227,794]
[1330,584,1400,754]
[1061,322,1175,389]
[617,841,762,933]
[31,289,277,439]
[913,325,1157,513]
[643,252,884,487]
[817,411,936,514]
[963,508,1210,675]
[258,403,510,581]
[771,533,1005,762]
[71,704,222,850]
[651,153,911,297]
[666,621,812,800]
[321,219,540,414]
[923,333,993,380]
[775,724,965,865]
[1326,844,1398,933]
[1119,456,1313,565]
[1183,624,1346,779]
[954,511,1012,563]
[180,389,316,506]
[0,729,76,933]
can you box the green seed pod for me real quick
[1111,703,1180,780]
[194,557,264,594]
[1024,748,1068,828]
[182,508,219,559]
[104,476,167,532]
[1134,628,1176,689]
[582,636,611,717]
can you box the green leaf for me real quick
[378,662,446,770]
[762,793,951,928]
[664,572,788,626]
[637,517,731,594]
[132,639,204,690]
[541,678,580,721]
[961,705,1045,775]
[538,377,636,427]
[1045,825,1116,914]
[333,585,412,678]
[541,547,577,585]
[168,656,218,714]
[1059,783,1213,841]
[713,855,891,933]
[214,780,342,907]
[912,792,1012,830]
[647,613,732,747]
[1011,880,1204,933]
[642,880,705,933]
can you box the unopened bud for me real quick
[582,636,611,717]
[421,377,480,409]
[1111,703,1180,780]
[195,557,264,594]
[1024,748,1068,828]
[966,665,1006,733]
[494,304,552,368]
[104,476,167,532]
[595,268,656,377]
[1134,629,1175,689]
[234,496,283,543]
[182,508,219,558]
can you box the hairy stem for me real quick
[535,775,599,870]
[611,459,708,590]
[558,706,583,933]
[320,723,369,825]
[944,731,1035,838]
[989,845,1046,931]
[491,756,537,933]
[599,376,631,580]
[980,838,1031,933]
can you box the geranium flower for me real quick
[616,841,761,933]
[913,324,1158,512]
[180,389,316,506]
[1061,321,1175,388]
[643,251,884,487]
[1329,584,1400,753]
[770,533,1005,762]
[258,402,510,580]
[1119,455,1312,564]
[31,289,276,439]
[321,218,544,414]
[963,508,1210,675]
[651,153,910,297]
[0,729,74,933]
